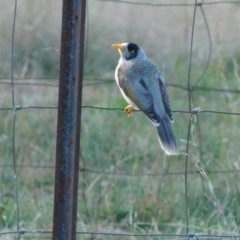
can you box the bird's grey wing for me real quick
[158,76,174,122]
[137,79,161,125]
[118,68,160,125]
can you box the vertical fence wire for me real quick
[11,0,20,236]
[184,0,198,234]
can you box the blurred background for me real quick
[1,0,240,239]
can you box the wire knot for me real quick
[196,0,203,6]
[191,107,200,114]
[15,106,21,111]
[188,233,199,240]
[19,229,26,235]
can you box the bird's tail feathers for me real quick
[157,116,179,155]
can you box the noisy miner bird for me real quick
[112,42,178,155]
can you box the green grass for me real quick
[1,0,240,239]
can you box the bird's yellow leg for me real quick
[124,105,134,117]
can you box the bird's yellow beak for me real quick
[112,43,124,51]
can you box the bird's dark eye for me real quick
[126,43,139,60]
[127,43,139,53]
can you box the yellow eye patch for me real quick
[130,50,135,53]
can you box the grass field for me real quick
[1,0,240,239]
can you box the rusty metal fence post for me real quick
[52,0,86,239]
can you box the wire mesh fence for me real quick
[1,0,240,239]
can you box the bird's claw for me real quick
[124,105,133,117]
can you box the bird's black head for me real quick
[126,43,140,60]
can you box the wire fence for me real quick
[1,0,240,239]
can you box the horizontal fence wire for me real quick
[1,164,240,176]
[1,232,240,238]
[1,0,240,239]
[98,0,240,6]
[1,230,240,239]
